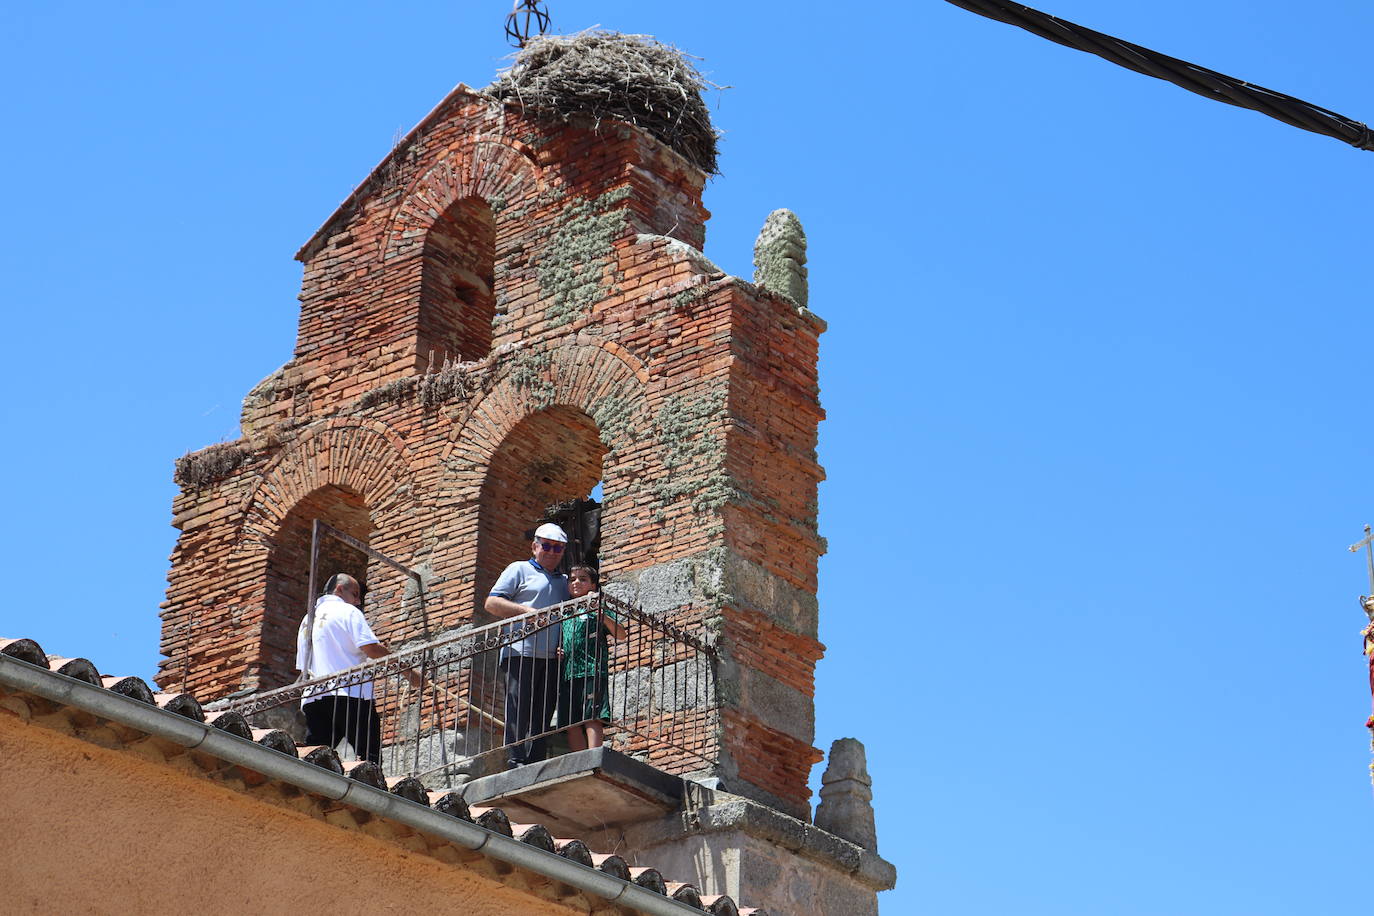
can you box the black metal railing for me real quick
[219,592,718,787]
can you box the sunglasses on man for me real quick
[535,539,565,553]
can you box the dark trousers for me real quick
[304,695,381,765]
[500,655,559,767]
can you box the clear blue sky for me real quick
[2,2,1371,912]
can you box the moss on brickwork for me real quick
[538,187,631,327]
[590,394,637,456]
[175,441,251,490]
[672,283,710,314]
[509,349,555,409]
[500,184,564,226]
[653,386,738,514]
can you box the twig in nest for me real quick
[487,30,723,174]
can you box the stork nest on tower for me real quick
[488,31,721,175]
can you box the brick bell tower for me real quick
[159,32,891,911]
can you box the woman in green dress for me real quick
[558,565,627,750]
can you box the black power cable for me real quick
[943,0,1374,151]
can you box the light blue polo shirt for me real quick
[490,559,568,659]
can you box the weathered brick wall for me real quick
[160,86,825,817]
[261,483,373,688]
[420,197,496,364]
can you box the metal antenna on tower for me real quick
[505,0,551,49]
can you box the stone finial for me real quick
[813,737,878,851]
[752,208,808,309]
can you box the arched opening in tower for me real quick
[260,484,375,690]
[419,196,496,365]
[475,406,605,609]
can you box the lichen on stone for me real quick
[538,186,631,327]
[672,283,710,314]
[590,394,638,456]
[753,208,808,309]
[509,348,556,409]
[653,386,738,514]
[814,738,879,851]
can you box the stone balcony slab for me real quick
[460,747,684,836]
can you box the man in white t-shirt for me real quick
[295,573,398,765]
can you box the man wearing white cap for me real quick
[485,522,570,768]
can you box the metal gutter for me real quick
[0,654,705,916]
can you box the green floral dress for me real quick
[558,605,620,723]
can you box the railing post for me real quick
[423,648,441,782]
[226,592,718,781]
[300,519,323,681]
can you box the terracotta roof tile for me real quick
[0,635,753,916]
[153,692,205,721]
[0,638,47,667]
[298,745,344,773]
[47,656,101,685]
[249,728,298,757]
[630,866,668,895]
[345,760,386,789]
[512,822,556,852]
[469,805,513,836]
[207,709,252,739]
[666,882,704,908]
[428,789,471,821]
[100,675,156,705]
[554,838,594,867]
[701,895,740,916]
[387,775,429,805]
[591,853,632,882]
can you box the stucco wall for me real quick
[0,712,574,915]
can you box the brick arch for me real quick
[238,418,417,550]
[257,481,376,689]
[430,340,652,617]
[440,339,650,502]
[383,136,541,263]
[474,404,606,601]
